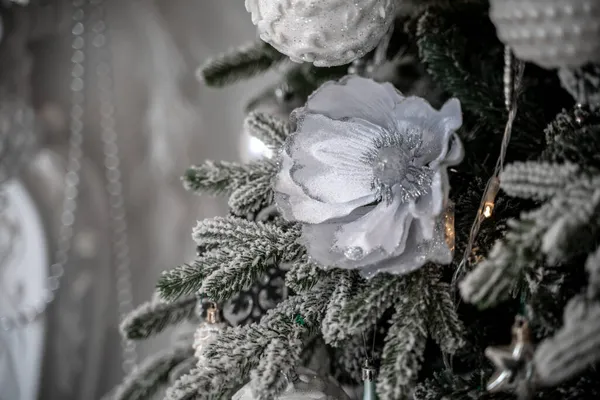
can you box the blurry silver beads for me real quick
[490,0,600,69]
[0,101,37,184]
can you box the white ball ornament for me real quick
[232,368,351,400]
[490,0,600,69]
[245,0,396,67]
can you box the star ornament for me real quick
[485,316,535,396]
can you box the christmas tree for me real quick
[116,1,600,399]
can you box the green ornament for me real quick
[362,359,378,400]
[294,314,305,326]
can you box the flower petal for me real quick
[359,216,453,278]
[299,207,372,267]
[443,133,464,166]
[333,187,413,256]
[288,114,379,203]
[394,97,462,167]
[274,150,373,224]
[294,75,402,131]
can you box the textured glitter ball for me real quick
[490,0,600,69]
[245,0,396,67]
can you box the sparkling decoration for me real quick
[485,316,535,397]
[0,101,36,185]
[274,75,463,277]
[245,0,396,67]
[362,359,377,400]
[489,0,600,69]
[232,367,352,400]
[193,303,227,368]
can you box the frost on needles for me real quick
[114,2,600,400]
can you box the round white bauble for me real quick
[232,367,352,400]
[490,0,600,69]
[245,0,396,67]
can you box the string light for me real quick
[444,201,456,252]
[452,47,524,287]
[481,177,501,220]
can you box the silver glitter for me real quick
[344,246,365,261]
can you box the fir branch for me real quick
[250,333,304,400]
[331,333,370,383]
[165,367,209,400]
[244,111,290,148]
[460,199,565,308]
[377,292,428,399]
[157,251,225,302]
[341,274,407,336]
[120,294,197,340]
[192,217,300,253]
[427,281,466,355]
[202,325,271,395]
[416,9,502,125]
[586,246,600,298]
[285,256,324,293]
[115,344,194,400]
[228,173,274,216]
[500,161,580,201]
[168,357,197,385]
[183,160,276,197]
[191,218,303,302]
[534,296,600,387]
[199,41,285,87]
[321,270,359,345]
[540,174,600,265]
[200,252,276,303]
[542,106,600,169]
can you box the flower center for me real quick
[372,146,433,204]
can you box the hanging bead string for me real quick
[453,46,525,287]
[0,0,86,332]
[89,0,138,374]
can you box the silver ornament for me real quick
[245,0,396,67]
[274,76,464,278]
[232,367,351,400]
[193,304,227,369]
[490,0,600,69]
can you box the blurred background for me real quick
[0,1,278,398]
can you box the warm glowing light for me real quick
[444,201,456,252]
[483,202,494,218]
[248,136,274,159]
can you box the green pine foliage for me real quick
[198,41,285,87]
[115,344,194,400]
[114,1,600,399]
[121,294,198,340]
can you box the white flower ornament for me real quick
[274,76,464,277]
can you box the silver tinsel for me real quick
[0,100,37,184]
[490,0,600,69]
